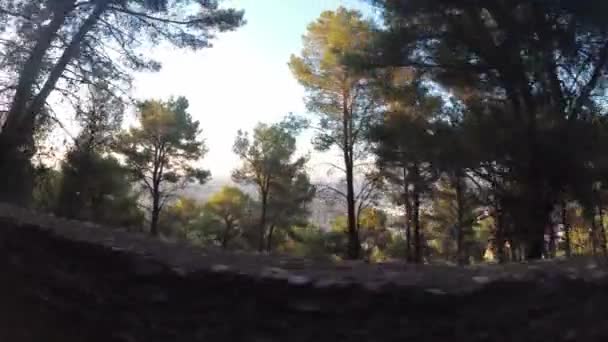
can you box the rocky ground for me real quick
[1,204,608,341]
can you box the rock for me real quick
[591,270,608,281]
[586,263,598,270]
[287,275,310,286]
[472,276,491,285]
[314,278,340,289]
[211,264,231,272]
[425,288,447,296]
[172,267,188,277]
[260,267,289,280]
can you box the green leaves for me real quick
[114,96,209,234]
[55,149,144,228]
[232,122,299,188]
[232,118,314,251]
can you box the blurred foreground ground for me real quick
[1,205,608,341]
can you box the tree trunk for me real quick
[345,162,360,259]
[343,94,360,260]
[221,219,232,249]
[491,185,507,263]
[405,199,412,262]
[562,200,571,258]
[590,209,598,256]
[28,0,109,120]
[1,0,74,132]
[403,167,412,262]
[412,166,422,263]
[454,172,466,265]
[258,192,268,252]
[548,222,556,258]
[150,191,160,236]
[266,224,275,252]
[525,199,549,260]
[597,193,607,256]
[0,0,107,205]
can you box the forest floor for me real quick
[1,203,608,341]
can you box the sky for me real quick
[131,0,375,180]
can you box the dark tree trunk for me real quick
[412,166,422,263]
[548,223,556,258]
[405,200,412,262]
[525,199,550,260]
[342,95,360,260]
[0,0,107,205]
[345,162,360,259]
[26,0,109,119]
[258,192,268,252]
[562,200,571,258]
[454,172,466,265]
[150,190,160,236]
[492,187,507,263]
[403,167,412,262]
[522,88,547,261]
[597,193,607,256]
[495,209,506,263]
[221,218,232,249]
[590,209,598,256]
[1,1,74,132]
[266,224,275,252]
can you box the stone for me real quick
[172,267,188,277]
[211,264,230,272]
[287,275,310,286]
[472,276,491,285]
[591,270,608,281]
[425,288,447,296]
[260,267,289,280]
[586,263,598,270]
[314,278,340,289]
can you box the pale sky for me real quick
[131,0,375,180]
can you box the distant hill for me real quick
[178,177,344,230]
[178,177,254,202]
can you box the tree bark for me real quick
[221,218,232,249]
[1,0,74,133]
[150,191,160,236]
[0,2,75,205]
[403,167,412,262]
[0,0,109,205]
[412,165,422,263]
[548,222,556,258]
[562,200,571,258]
[266,224,275,252]
[590,209,598,256]
[494,200,506,263]
[258,191,268,252]
[28,0,110,120]
[343,91,360,260]
[597,192,607,256]
[454,172,466,265]
[525,198,549,260]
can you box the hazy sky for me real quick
[131,0,375,180]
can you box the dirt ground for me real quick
[2,207,608,341]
